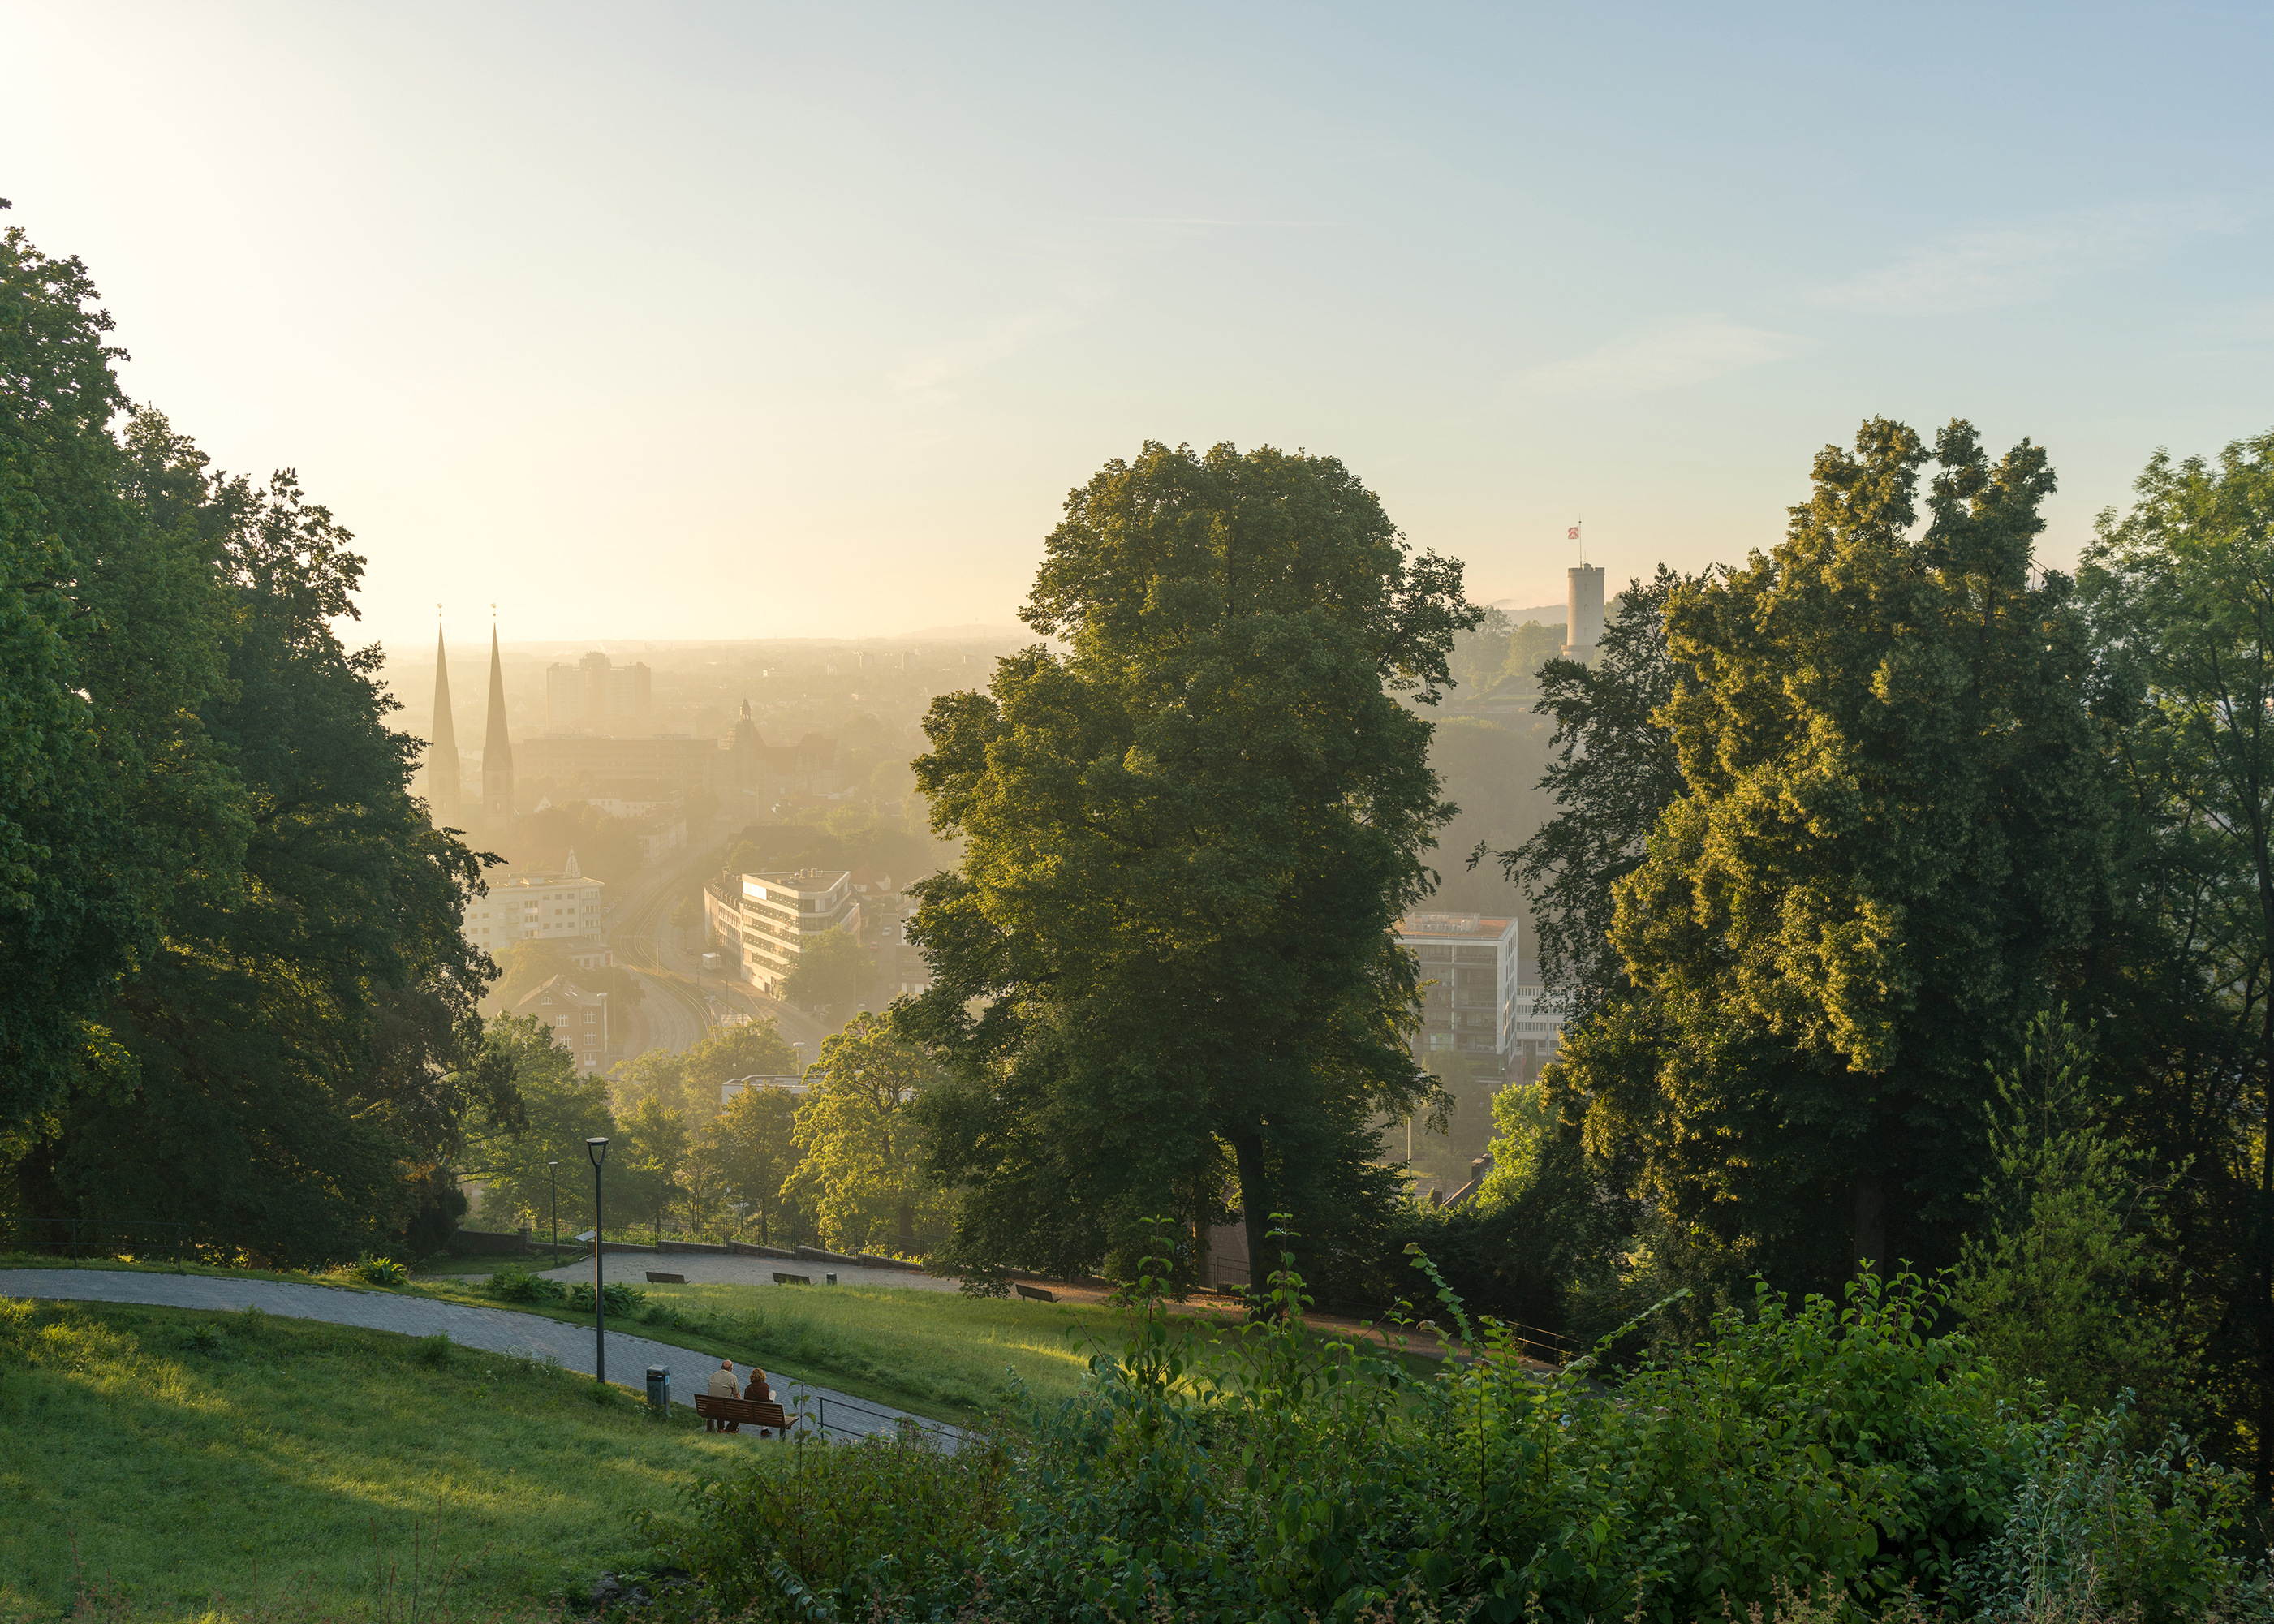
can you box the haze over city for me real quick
[7,2,2268,645]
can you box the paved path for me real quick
[0,1269,956,1444]
[525,1252,973,1294]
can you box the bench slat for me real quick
[693,1393,797,1430]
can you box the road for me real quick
[604,832,842,1069]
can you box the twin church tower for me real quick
[423,621,514,838]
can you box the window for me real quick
[584,1010,596,1023]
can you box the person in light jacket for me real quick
[705,1359,739,1432]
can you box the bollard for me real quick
[645,1365,670,1415]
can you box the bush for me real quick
[352,1252,407,1286]
[568,1281,645,1317]
[482,1268,567,1304]
[652,1221,2274,1623]
[413,1332,453,1368]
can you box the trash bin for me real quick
[825,1272,838,1286]
[645,1365,670,1414]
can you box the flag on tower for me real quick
[1568,523,1581,540]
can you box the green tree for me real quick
[1950,1011,2199,1431]
[678,1019,802,1118]
[506,802,639,889]
[782,927,872,1016]
[1554,419,2112,1288]
[707,1082,803,1245]
[2076,425,2274,1485]
[474,1014,614,1234]
[786,1014,945,1255]
[608,1046,689,1120]
[899,440,1476,1285]
[1491,566,1691,1018]
[617,1096,688,1239]
[0,213,241,1143]
[1498,618,1566,692]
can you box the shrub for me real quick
[567,1281,645,1317]
[352,1252,408,1286]
[482,1269,567,1304]
[413,1332,453,1368]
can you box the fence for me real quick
[2,1218,187,1271]
[806,1392,962,1449]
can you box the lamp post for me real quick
[547,1159,560,1257]
[586,1136,610,1385]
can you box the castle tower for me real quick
[482,622,515,838]
[427,623,461,826]
[1563,565,1605,662]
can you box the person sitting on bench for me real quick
[705,1359,740,1432]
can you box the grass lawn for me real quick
[0,1294,774,1622]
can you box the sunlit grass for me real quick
[0,1295,773,1620]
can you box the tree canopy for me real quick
[898,439,1478,1285]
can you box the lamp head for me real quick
[586,1136,609,1168]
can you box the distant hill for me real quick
[891,623,1034,642]
[1488,601,1566,625]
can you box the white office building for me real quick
[703,868,862,997]
[1393,911,1563,1071]
[462,850,610,963]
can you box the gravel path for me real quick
[0,1269,956,1444]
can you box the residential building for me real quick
[513,704,838,813]
[514,973,613,1075]
[463,851,609,958]
[703,868,860,997]
[1393,911,1525,1066]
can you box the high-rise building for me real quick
[482,623,515,838]
[544,650,652,733]
[426,623,461,826]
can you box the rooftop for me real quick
[1394,913,1514,938]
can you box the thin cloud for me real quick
[1818,198,2242,315]
[889,282,1113,399]
[1510,317,1807,399]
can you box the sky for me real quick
[6,2,2271,646]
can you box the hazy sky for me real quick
[8,2,2269,645]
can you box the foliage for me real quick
[1548,420,2113,1290]
[566,1279,645,1317]
[785,1014,950,1256]
[482,1266,569,1304]
[708,1080,804,1243]
[1950,1012,2201,1433]
[352,1252,409,1287]
[656,1229,2274,1624]
[782,925,873,1014]
[616,1096,691,1230]
[658,1424,1019,1619]
[473,1014,615,1231]
[900,440,1479,1289]
[609,1018,801,1126]
[1490,564,1692,1019]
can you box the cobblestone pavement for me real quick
[523,1251,973,1294]
[0,1269,956,1443]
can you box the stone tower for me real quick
[481,622,515,838]
[426,623,461,826]
[1562,565,1605,662]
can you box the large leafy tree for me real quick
[899,440,1477,1284]
[2076,426,2274,1486]
[0,209,241,1145]
[707,1081,803,1245]
[473,1014,614,1234]
[1554,419,2112,1286]
[786,1014,947,1255]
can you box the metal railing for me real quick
[2,1218,187,1271]
[808,1392,962,1447]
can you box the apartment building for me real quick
[514,974,613,1075]
[704,868,861,997]
[463,851,609,958]
[1393,911,1527,1066]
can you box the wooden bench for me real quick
[645,1270,685,1284]
[772,1272,810,1286]
[693,1394,799,1436]
[1014,1282,1056,1303]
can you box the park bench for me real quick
[773,1272,810,1285]
[646,1271,685,1284]
[693,1394,799,1437]
[1014,1283,1056,1303]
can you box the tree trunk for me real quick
[898,1200,914,1253]
[1192,1166,1213,1290]
[1852,1173,1885,1274]
[1231,1131,1274,1303]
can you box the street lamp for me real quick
[586,1136,610,1385]
[547,1160,561,1257]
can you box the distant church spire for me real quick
[562,847,581,881]
[482,615,515,837]
[427,616,461,826]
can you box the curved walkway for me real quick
[0,1269,954,1444]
